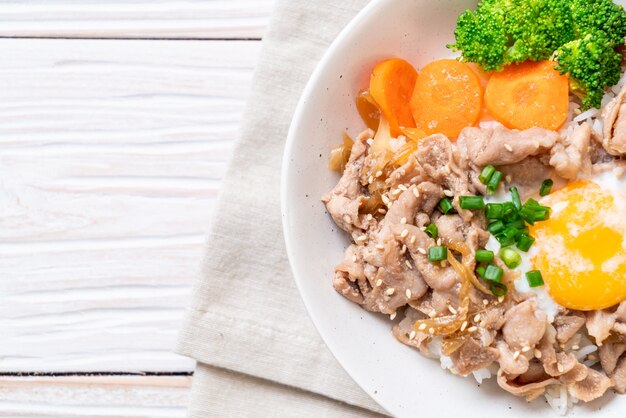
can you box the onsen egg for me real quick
[530,177,626,311]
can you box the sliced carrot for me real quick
[484,60,569,131]
[369,58,418,137]
[410,59,482,138]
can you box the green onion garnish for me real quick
[475,249,495,263]
[438,198,455,215]
[486,170,503,195]
[484,264,504,282]
[476,265,486,278]
[499,248,522,269]
[516,234,535,252]
[425,223,438,239]
[510,186,522,211]
[526,270,545,287]
[479,165,496,184]
[497,225,520,247]
[490,281,508,297]
[540,179,554,197]
[428,246,448,262]
[485,203,504,220]
[459,196,485,210]
[488,220,505,235]
[502,202,517,218]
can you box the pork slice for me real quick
[497,340,530,376]
[392,224,458,291]
[333,271,364,304]
[549,122,592,180]
[392,307,434,357]
[554,312,586,344]
[457,125,559,167]
[601,83,626,155]
[616,301,626,322]
[497,369,558,401]
[586,309,616,346]
[322,137,369,233]
[559,362,589,385]
[612,356,626,394]
[386,154,425,189]
[435,215,465,244]
[599,342,626,374]
[567,368,613,402]
[480,304,507,331]
[498,157,554,197]
[517,360,550,384]
[450,337,499,376]
[502,300,547,351]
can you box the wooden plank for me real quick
[0,375,191,417]
[0,0,274,39]
[0,38,261,372]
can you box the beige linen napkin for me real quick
[176,0,388,416]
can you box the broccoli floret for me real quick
[555,32,623,109]
[569,0,626,47]
[449,0,574,70]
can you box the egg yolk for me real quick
[531,181,626,311]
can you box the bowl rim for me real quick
[280,0,390,413]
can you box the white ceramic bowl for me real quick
[281,0,623,416]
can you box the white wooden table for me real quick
[0,1,273,415]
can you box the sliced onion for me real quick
[328,132,354,172]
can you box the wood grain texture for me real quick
[0,38,261,372]
[0,375,191,417]
[0,0,274,39]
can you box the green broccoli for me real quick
[569,0,626,47]
[554,32,623,109]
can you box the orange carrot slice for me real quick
[484,60,569,131]
[410,59,482,138]
[369,58,418,137]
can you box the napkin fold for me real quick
[176,0,388,416]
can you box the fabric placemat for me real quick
[176,0,388,416]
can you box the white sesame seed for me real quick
[378,208,387,214]
[572,344,580,350]
[385,288,396,296]
[409,330,416,340]
[398,184,408,191]
[504,143,513,152]
[367,214,373,221]
[390,312,397,320]
[376,279,383,287]
[405,260,413,270]
[406,289,412,298]
[382,194,391,205]
[428,327,435,335]
[460,321,468,332]
[444,189,454,197]
[473,314,481,323]
[418,323,427,331]
[557,363,564,373]
[368,175,374,184]
[400,217,407,224]
[535,349,542,359]
[366,138,374,146]
[468,326,477,333]
[498,296,505,303]
[428,310,437,318]
[436,238,442,246]
[505,175,512,183]
[401,229,409,238]
[375,170,383,178]
[352,255,357,263]
[513,350,521,360]
[482,299,489,306]
[410,236,416,245]
[412,188,420,198]
[356,235,368,242]
[401,245,407,255]
[521,346,531,353]
[418,247,427,255]
[375,244,385,250]
[392,188,403,196]
[444,166,451,175]
[448,306,458,315]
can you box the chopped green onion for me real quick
[502,202,517,218]
[484,264,504,282]
[488,220,505,235]
[540,179,554,197]
[428,246,448,262]
[438,198,455,215]
[485,203,504,219]
[526,270,545,287]
[516,234,535,252]
[497,225,520,247]
[425,224,438,239]
[499,248,522,269]
[459,196,485,210]
[479,165,496,184]
[476,265,486,278]
[490,282,508,297]
[510,187,522,211]
[486,170,503,195]
[475,249,495,263]
[505,218,526,230]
